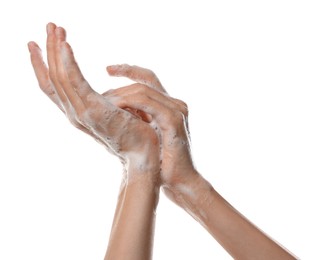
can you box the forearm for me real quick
[164,171,297,260]
[104,167,160,260]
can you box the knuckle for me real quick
[174,98,189,117]
[173,110,184,123]
[56,75,66,87]
[182,105,189,117]
[146,68,157,79]
[134,83,149,93]
[108,95,127,109]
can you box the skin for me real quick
[28,23,160,260]
[105,64,298,260]
[28,23,298,259]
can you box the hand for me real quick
[28,24,160,174]
[105,65,298,260]
[105,64,197,186]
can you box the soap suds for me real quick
[176,183,197,201]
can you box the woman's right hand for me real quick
[105,65,199,187]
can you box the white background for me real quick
[0,0,321,259]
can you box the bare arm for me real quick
[105,168,160,260]
[164,172,296,259]
[105,64,298,260]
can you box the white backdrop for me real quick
[0,0,321,259]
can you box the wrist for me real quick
[123,151,161,185]
[121,170,161,211]
[162,170,213,208]
[163,167,200,188]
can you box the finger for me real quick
[103,89,152,122]
[59,39,118,120]
[124,107,153,123]
[28,41,63,110]
[108,85,185,131]
[59,40,95,101]
[46,22,59,83]
[54,27,87,113]
[46,25,93,133]
[106,64,167,93]
[106,83,188,117]
[46,23,70,108]
[29,37,90,134]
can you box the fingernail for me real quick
[56,27,66,40]
[106,65,117,74]
[46,22,57,34]
[46,23,52,34]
